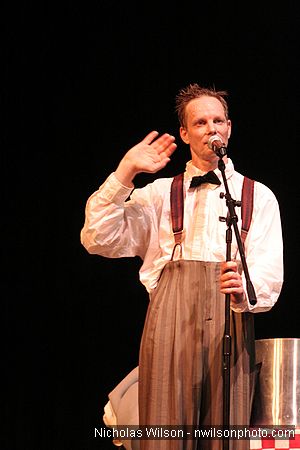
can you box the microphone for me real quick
[207,135,227,157]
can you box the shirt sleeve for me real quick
[230,182,284,313]
[80,172,154,260]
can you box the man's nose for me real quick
[207,122,217,134]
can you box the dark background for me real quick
[4,2,299,449]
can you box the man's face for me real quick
[180,96,231,168]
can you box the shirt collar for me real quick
[185,158,235,184]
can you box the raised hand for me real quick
[115,131,177,187]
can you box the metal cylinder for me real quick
[251,338,300,426]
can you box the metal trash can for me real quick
[251,338,300,426]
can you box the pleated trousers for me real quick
[138,260,255,450]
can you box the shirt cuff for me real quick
[230,295,252,313]
[99,172,134,205]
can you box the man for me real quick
[81,84,283,449]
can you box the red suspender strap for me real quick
[170,173,184,259]
[170,173,255,255]
[241,176,255,246]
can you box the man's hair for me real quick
[175,83,229,127]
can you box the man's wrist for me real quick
[230,292,245,305]
[115,159,137,188]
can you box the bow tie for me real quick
[189,171,221,188]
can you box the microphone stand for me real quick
[216,148,257,450]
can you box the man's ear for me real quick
[180,126,189,144]
[227,120,232,140]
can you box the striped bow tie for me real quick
[190,171,221,188]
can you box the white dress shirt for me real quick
[81,159,283,313]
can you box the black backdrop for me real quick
[4,2,299,450]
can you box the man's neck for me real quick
[191,156,228,172]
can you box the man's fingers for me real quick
[142,130,160,145]
[164,142,177,157]
[154,134,176,153]
[221,261,238,274]
[143,132,176,152]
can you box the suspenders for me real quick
[170,172,254,258]
[241,175,255,245]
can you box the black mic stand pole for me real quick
[216,149,257,450]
